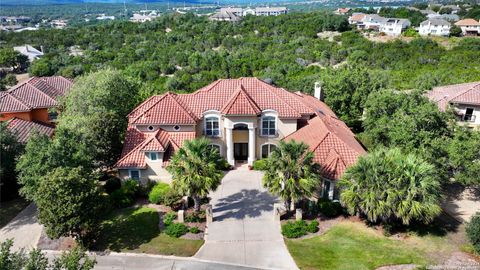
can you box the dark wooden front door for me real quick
[234,143,248,161]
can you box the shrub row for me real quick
[282,220,319,238]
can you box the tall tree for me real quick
[0,123,23,201]
[58,68,139,168]
[0,48,28,72]
[167,138,223,212]
[35,167,101,246]
[447,127,480,186]
[339,148,442,225]
[262,140,319,211]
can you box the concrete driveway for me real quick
[194,167,298,270]
[0,203,43,251]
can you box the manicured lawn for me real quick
[0,197,30,228]
[94,206,203,256]
[286,221,429,270]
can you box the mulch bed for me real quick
[37,230,76,251]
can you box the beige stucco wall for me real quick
[453,104,480,128]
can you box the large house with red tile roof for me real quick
[116,77,366,199]
[426,81,480,128]
[0,76,73,142]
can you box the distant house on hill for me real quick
[454,19,480,36]
[419,18,451,36]
[335,8,351,15]
[426,81,480,128]
[13,45,43,62]
[209,11,241,22]
[379,18,411,36]
[348,13,366,25]
[210,6,288,22]
[0,76,73,142]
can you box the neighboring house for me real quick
[6,118,54,143]
[441,5,461,14]
[219,7,244,17]
[419,18,451,36]
[0,76,73,124]
[115,78,366,200]
[454,19,480,36]
[13,45,43,62]
[254,7,288,16]
[209,11,241,22]
[130,12,160,23]
[348,13,366,25]
[96,14,115,20]
[431,14,460,22]
[335,8,351,15]
[358,14,386,30]
[426,81,480,128]
[50,19,68,29]
[420,9,438,19]
[379,18,411,36]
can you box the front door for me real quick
[234,143,248,161]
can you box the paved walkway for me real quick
[0,203,43,251]
[195,168,298,270]
[443,185,480,222]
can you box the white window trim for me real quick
[128,169,141,180]
[204,113,221,137]
[148,152,160,162]
[260,110,278,137]
[209,143,222,155]
[260,143,277,158]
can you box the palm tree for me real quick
[262,140,319,211]
[167,138,223,212]
[339,147,442,225]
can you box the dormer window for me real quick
[147,125,155,131]
[149,152,158,161]
[205,116,220,137]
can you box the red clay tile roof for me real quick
[455,19,480,26]
[426,81,480,111]
[6,117,54,143]
[221,85,262,115]
[0,76,73,113]
[350,13,366,22]
[284,116,366,180]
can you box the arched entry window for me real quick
[208,144,221,154]
[261,144,277,158]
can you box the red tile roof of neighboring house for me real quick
[455,19,480,26]
[6,117,54,143]
[284,116,366,180]
[426,81,480,111]
[0,76,73,113]
[349,13,366,22]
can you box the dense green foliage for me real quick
[339,148,442,225]
[317,198,343,217]
[281,220,318,238]
[378,7,426,26]
[164,223,189,238]
[263,140,319,211]
[148,183,171,204]
[110,179,139,208]
[0,123,23,201]
[167,138,223,212]
[466,212,480,254]
[35,167,101,246]
[0,239,96,270]
[447,128,480,186]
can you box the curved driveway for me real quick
[195,168,298,270]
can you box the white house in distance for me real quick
[419,18,451,36]
[210,6,288,21]
[348,13,366,25]
[379,18,411,36]
[13,44,43,62]
[454,19,480,36]
[426,81,480,128]
[358,14,386,30]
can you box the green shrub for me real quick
[164,223,188,238]
[123,179,139,197]
[306,220,319,233]
[189,227,200,234]
[104,177,121,194]
[466,212,480,254]
[163,212,177,227]
[252,159,268,170]
[185,211,205,223]
[110,188,135,208]
[282,220,307,238]
[217,158,232,170]
[163,189,182,207]
[148,183,171,204]
[317,198,343,217]
[137,180,156,198]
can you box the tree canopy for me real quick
[0,123,23,201]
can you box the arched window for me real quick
[208,144,221,154]
[205,116,220,137]
[261,116,276,136]
[261,144,277,158]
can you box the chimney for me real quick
[314,81,323,101]
[40,45,44,53]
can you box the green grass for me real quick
[0,197,30,228]
[286,222,428,270]
[94,206,203,256]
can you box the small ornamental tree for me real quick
[339,148,442,225]
[262,140,319,211]
[167,138,223,212]
[466,212,480,254]
[35,167,101,246]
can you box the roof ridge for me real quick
[21,81,58,106]
[115,133,152,167]
[2,91,32,111]
[448,83,480,102]
[166,92,198,121]
[221,84,261,115]
[130,94,168,123]
[253,78,302,117]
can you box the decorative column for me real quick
[226,127,234,166]
[248,127,256,165]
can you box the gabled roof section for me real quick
[450,83,480,105]
[6,117,54,143]
[0,92,31,112]
[426,81,480,111]
[131,92,197,125]
[455,19,480,26]
[284,116,366,180]
[221,84,261,115]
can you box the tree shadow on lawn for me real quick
[213,189,279,221]
[92,207,160,252]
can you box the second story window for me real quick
[261,116,276,136]
[149,152,159,161]
[205,116,220,137]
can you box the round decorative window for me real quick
[173,125,181,131]
[147,125,155,131]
